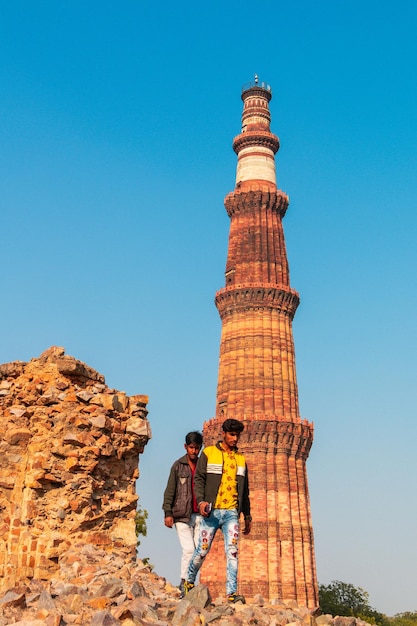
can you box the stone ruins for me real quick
[0,346,150,593]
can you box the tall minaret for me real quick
[201,79,318,607]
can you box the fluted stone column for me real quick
[200,81,318,607]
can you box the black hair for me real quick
[185,431,203,446]
[222,418,244,434]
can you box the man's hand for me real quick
[198,501,211,517]
[164,516,174,528]
[243,518,251,535]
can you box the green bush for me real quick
[319,580,387,626]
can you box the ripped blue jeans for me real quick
[186,508,239,596]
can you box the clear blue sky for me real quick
[1,1,416,616]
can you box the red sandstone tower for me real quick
[201,79,318,607]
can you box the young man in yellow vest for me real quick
[184,418,251,603]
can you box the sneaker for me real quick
[183,581,195,595]
[178,579,185,599]
[228,593,246,604]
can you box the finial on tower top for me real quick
[254,74,258,84]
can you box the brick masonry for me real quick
[200,83,318,607]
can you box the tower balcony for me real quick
[241,80,272,99]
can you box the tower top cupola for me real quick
[233,77,280,191]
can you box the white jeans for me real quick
[175,513,202,580]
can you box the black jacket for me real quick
[162,454,194,523]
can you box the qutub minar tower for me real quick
[201,78,318,607]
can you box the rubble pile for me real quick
[0,543,371,626]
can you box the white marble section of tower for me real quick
[234,84,279,187]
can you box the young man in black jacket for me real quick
[162,431,203,597]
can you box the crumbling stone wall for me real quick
[0,346,150,592]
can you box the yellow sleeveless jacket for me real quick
[194,442,251,518]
